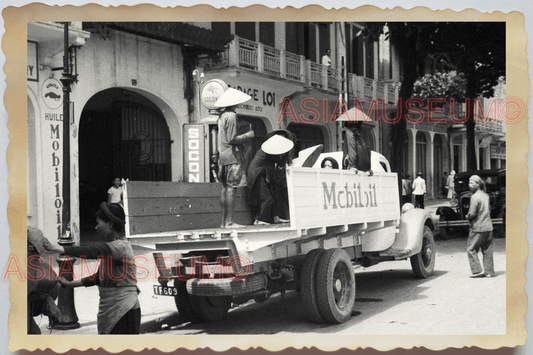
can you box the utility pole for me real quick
[53,22,80,330]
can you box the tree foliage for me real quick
[363,22,505,172]
[413,71,467,102]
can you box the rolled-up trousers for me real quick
[467,230,495,275]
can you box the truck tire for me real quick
[315,248,356,324]
[174,280,201,323]
[300,249,326,323]
[410,226,436,278]
[189,295,232,322]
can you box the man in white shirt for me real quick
[412,172,426,209]
[321,49,331,67]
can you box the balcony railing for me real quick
[285,51,303,81]
[210,35,396,98]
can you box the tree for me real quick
[429,22,506,170]
[363,23,440,177]
[364,22,505,173]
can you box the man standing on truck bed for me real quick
[465,175,495,278]
[215,88,255,228]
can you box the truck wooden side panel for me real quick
[124,181,252,236]
[287,167,400,230]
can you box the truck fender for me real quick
[382,208,434,258]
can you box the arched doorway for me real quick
[415,131,427,178]
[78,88,171,230]
[433,134,444,198]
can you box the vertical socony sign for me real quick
[183,124,206,183]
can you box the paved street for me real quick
[36,199,506,336]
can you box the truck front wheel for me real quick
[410,226,436,278]
[316,248,356,324]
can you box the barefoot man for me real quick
[215,88,254,228]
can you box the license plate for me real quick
[153,285,179,296]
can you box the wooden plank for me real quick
[125,181,248,199]
[129,211,253,235]
[127,196,250,216]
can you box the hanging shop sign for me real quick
[201,79,228,110]
[27,41,38,82]
[42,77,63,110]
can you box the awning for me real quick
[83,22,234,52]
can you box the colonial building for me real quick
[27,22,232,242]
[27,21,505,244]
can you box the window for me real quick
[365,38,374,79]
[211,22,231,38]
[259,22,275,47]
[235,22,256,41]
[285,22,316,61]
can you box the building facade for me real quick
[27,21,505,244]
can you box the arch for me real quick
[27,91,43,229]
[415,130,427,178]
[78,88,173,230]
[433,134,445,198]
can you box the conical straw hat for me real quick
[336,107,371,122]
[262,135,294,155]
[215,88,252,108]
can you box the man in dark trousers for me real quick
[466,175,495,278]
[412,172,426,209]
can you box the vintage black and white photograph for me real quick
[5,3,529,353]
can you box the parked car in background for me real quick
[436,169,506,239]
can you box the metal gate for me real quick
[113,102,171,181]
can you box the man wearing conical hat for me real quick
[465,174,495,278]
[215,88,255,228]
[247,133,294,225]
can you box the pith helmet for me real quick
[262,135,294,155]
[215,88,252,108]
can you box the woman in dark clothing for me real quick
[43,202,140,334]
[247,133,294,225]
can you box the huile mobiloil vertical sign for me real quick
[42,77,64,238]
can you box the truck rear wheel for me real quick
[174,280,200,323]
[189,295,232,322]
[410,226,436,278]
[316,248,356,324]
[300,248,326,323]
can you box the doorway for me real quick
[78,88,171,230]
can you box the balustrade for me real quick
[208,35,396,98]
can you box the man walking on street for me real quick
[412,172,426,209]
[466,175,495,278]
